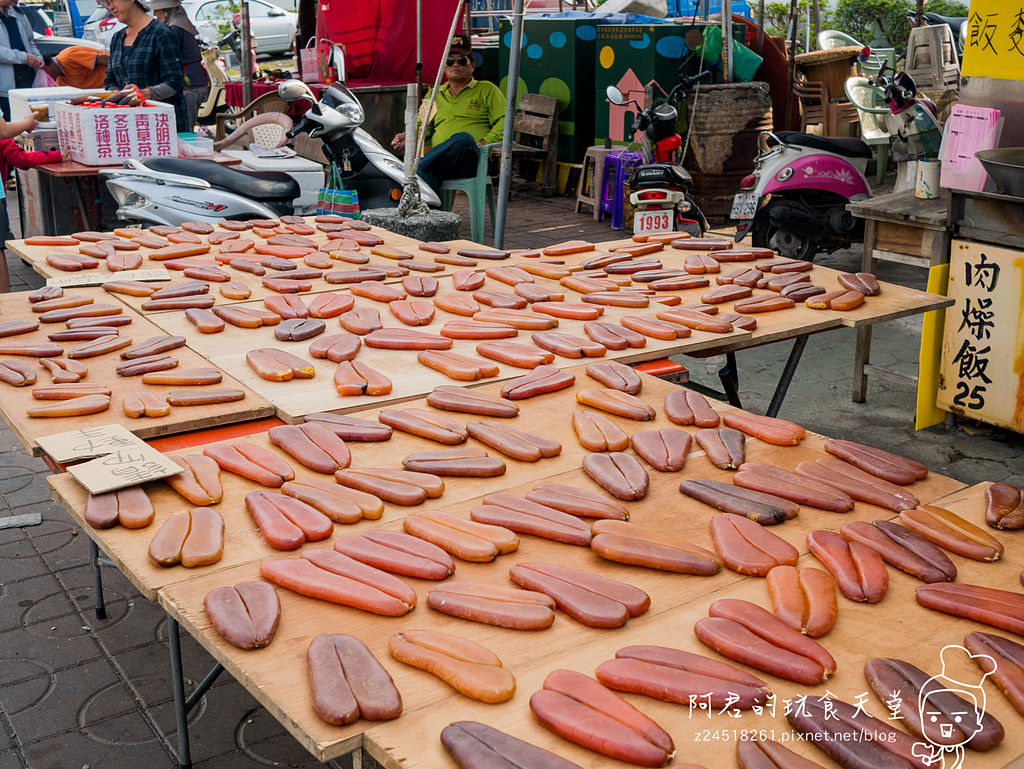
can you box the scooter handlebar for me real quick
[286,115,315,139]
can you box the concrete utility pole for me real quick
[240,0,253,105]
[493,0,524,249]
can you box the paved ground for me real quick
[0,185,1022,769]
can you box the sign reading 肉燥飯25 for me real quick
[937,240,1024,432]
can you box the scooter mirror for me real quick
[278,79,315,102]
[606,86,625,105]
[857,45,871,63]
[684,29,704,50]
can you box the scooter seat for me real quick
[145,158,300,201]
[631,163,693,189]
[774,132,872,160]
[922,11,966,26]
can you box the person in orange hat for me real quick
[391,33,505,194]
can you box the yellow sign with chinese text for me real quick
[961,1,1024,78]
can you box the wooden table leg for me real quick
[852,219,877,403]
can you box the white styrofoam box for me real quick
[223,149,326,215]
[9,86,107,123]
[55,101,178,166]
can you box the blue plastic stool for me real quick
[597,150,642,229]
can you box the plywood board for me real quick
[0,288,272,455]
[152,375,970,764]
[6,218,424,283]
[144,273,751,421]
[46,369,748,599]
[92,238,519,316]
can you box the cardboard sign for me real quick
[109,268,172,282]
[937,239,1024,432]
[36,424,143,463]
[46,272,107,288]
[68,443,182,495]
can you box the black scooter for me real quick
[605,67,710,237]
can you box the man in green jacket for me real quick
[391,33,505,194]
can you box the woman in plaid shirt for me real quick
[103,0,187,132]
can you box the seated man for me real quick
[391,34,504,194]
[42,47,109,89]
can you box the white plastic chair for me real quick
[844,76,891,184]
[858,47,896,77]
[817,30,864,50]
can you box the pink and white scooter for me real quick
[731,131,873,261]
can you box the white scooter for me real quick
[101,48,438,226]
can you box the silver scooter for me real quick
[101,47,438,226]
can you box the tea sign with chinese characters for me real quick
[937,239,1024,432]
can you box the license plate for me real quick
[730,191,759,220]
[633,210,674,235]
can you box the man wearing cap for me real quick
[391,33,505,194]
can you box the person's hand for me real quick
[125,84,151,100]
[477,139,487,147]
[391,132,406,153]
[61,147,71,161]
[25,53,42,69]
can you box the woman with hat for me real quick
[150,0,209,132]
[103,0,187,132]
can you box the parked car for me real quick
[20,4,54,36]
[34,33,106,59]
[82,6,121,48]
[85,0,295,56]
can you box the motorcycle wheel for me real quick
[750,199,818,262]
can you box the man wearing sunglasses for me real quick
[391,33,505,194]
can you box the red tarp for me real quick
[316,0,464,87]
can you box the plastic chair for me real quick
[857,47,896,77]
[817,30,864,50]
[440,143,498,244]
[212,112,293,152]
[214,91,291,140]
[575,146,617,219]
[905,24,960,91]
[844,76,891,184]
[597,150,642,230]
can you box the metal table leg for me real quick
[766,335,809,418]
[717,352,742,408]
[167,613,225,768]
[168,616,193,769]
[89,539,107,620]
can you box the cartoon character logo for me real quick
[910,645,996,769]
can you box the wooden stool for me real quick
[575,146,615,219]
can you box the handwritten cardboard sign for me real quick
[68,442,182,495]
[109,268,172,282]
[45,272,107,288]
[37,424,144,463]
[37,424,183,494]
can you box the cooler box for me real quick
[222,150,326,216]
[55,101,179,166]
[9,86,107,124]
